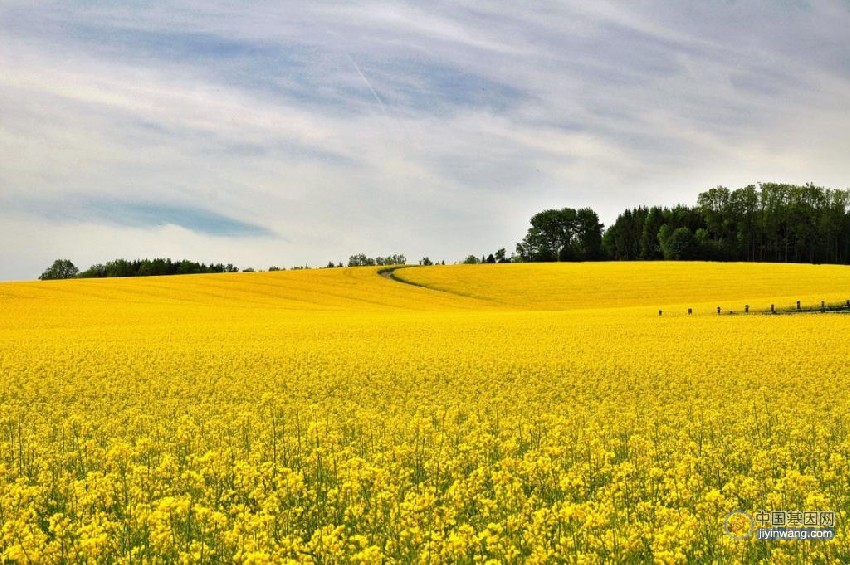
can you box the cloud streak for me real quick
[82,200,275,237]
[2,1,850,279]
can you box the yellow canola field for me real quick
[1,263,849,563]
[395,261,850,312]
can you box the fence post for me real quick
[797,300,801,311]
[745,305,749,313]
[821,300,825,312]
[717,306,721,315]
[687,308,692,315]
[771,304,775,313]
[659,310,662,316]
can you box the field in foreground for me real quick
[1,262,849,563]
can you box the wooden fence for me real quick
[658,299,850,317]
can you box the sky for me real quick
[2,1,850,280]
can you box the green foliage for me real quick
[640,207,665,260]
[604,182,850,265]
[348,253,407,267]
[462,255,481,264]
[661,227,696,260]
[348,254,375,267]
[76,258,239,279]
[517,207,604,262]
[39,259,78,280]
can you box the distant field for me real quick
[1,263,848,562]
[394,262,850,311]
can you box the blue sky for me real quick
[2,1,850,279]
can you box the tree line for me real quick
[38,254,410,280]
[602,183,850,263]
[40,258,240,280]
[510,182,850,264]
[347,253,407,267]
[36,182,850,280]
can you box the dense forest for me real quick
[603,183,850,263]
[516,182,850,265]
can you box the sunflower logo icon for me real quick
[724,510,755,540]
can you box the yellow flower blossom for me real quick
[0,263,848,562]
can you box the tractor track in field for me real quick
[377,266,499,303]
[377,266,431,289]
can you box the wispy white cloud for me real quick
[2,1,850,279]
